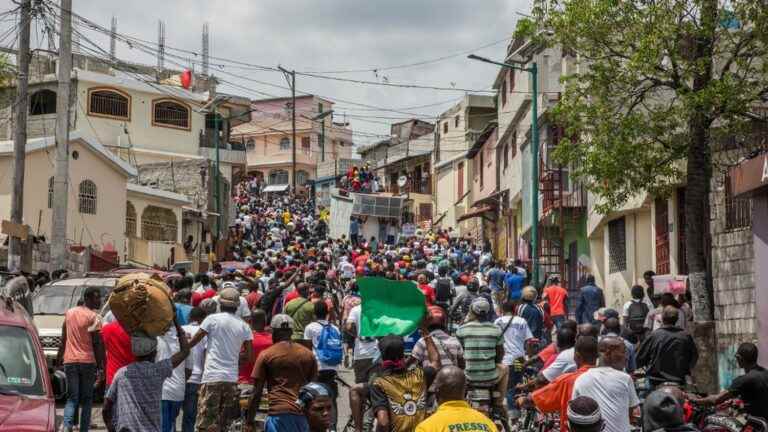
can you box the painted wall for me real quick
[126,193,185,244]
[601,210,653,310]
[752,193,768,368]
[74,79,206,159]
[0,141,128,256]
[470,128,498,203]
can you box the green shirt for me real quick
[456,321,502,383]
[283,298,315,340]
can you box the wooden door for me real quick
[655,198,670,274]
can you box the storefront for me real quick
[730,152,768,365]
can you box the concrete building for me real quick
[233,95,353,191]
[432,95,496,236]
[0,133,136,260]
[358,119,435,225]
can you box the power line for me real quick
[292,70,495,93]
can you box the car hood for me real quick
[31,316,63,335]
[0,394,53,432]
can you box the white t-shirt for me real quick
[346,305,379,360]
[156,327,192,402]
[199,312,253,384]
[213,295,252,320]
[572,367,640,432]
[304,320,340,371]
[339,261,356,279]
[494,315,533,365]
[542,347,576,382]
[182,323,206,385]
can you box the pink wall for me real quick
[471,127,498,204]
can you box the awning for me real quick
[262,184,290,193]
[729,152,768,196]
[456,206,495,222]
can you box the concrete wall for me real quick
[74,79,206,158]
[0,141,128,256]
[710,178,758,389]
[600,210,653,310]
[126,193,184,244]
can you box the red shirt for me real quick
[101,321,135,386]
[284,290,300,304]
[531,365,593,432]
[418,283,436,306]
[192,288,217,307]
[543,285,569,317]
[246,291,262,310]
[238,331,274,384]
[354,255,368,269]
[539,343,559,369]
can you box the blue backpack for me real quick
[316,323,343,366]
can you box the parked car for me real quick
[0,297,65,431]
[31,277,118,365]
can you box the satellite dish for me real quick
[397,175,408,188]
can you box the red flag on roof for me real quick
[181,70,193,89]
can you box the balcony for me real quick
[540,168,586,218]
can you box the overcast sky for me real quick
[3,0,530,143]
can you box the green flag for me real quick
[358,277,426,337]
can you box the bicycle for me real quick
[339,376,376,432]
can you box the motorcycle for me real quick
[694,399,768,432]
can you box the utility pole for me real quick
[213,106,221,239]
[8,0,32,272]
[51,0,73,271]
[278,66,297,192]
[468,54,540,288]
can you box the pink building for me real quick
[232,95,353,190]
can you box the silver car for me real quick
[31,277,117,364]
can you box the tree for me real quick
[533,0,768,322]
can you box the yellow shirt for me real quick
[415,401,498,432]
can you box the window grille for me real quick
[89,89,129,119]
[78,180,97,215]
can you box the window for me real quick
[279,137,291,150]
[88,88,130,120]
[152,99,190,129]
[205,113,223,130]
[725,173,752,230]
[510,130,518,158]
[141,205,178,242]
[47,176,54,209]
[301,136,311,150]
[454,115,460,128]
[418,203,433,223]
[479,151,484,189]
[443,122,448,134]
[608,217,627,273]
[246,139,255,150]
[501,78,507,106]
[78,180,97,215]
[457,162,464,199]
[269,169,289,185]
[296,170,310,186]
[126,201,137,237]
[30,89,56,115]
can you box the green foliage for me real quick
[514,18,537,40]
[543,0,768,213]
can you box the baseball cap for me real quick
[271,314,295,330]
[218,287,240,308]
[470,297,491,315]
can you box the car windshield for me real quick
[31,285,81,315]
[0,326,45,396]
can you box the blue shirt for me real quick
[487,268,506,292]
[350,220,359,235]
[175,303,192,326]
[504,273,525,300]
[517,302,544,339]
[576,284,605,324]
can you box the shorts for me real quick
[353,358,376,384]
[196,382,238,432]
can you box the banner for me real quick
[358,277,426,337]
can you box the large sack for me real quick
[108,273,174,337]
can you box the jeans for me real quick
[506,362,524,412]
[552,315,566,330]
[63,363,97,432]
[161,400,183,432]
[182,383,200,432]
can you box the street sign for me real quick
[1,220,29,241]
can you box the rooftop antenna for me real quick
[202,22,209,76]
[157,20,165,71]
[109,16,117,61]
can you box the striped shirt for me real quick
[411,329,464,368]
[456,321,502,383]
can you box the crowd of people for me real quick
[53,178,768,432]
